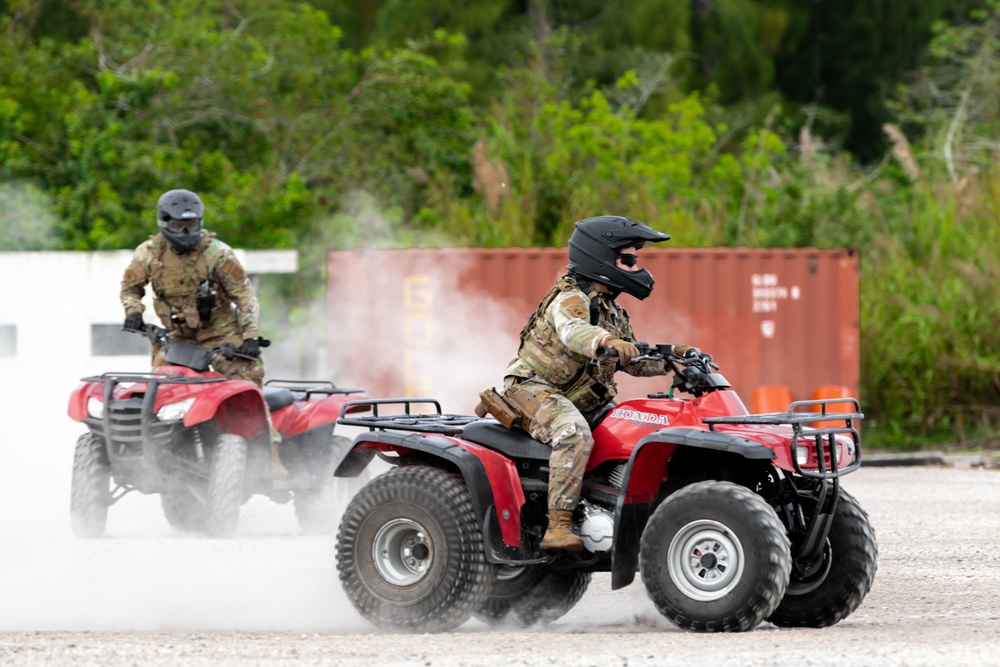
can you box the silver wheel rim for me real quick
[667,519,745,601]
[372,518,433,586]
[496,565,526,583]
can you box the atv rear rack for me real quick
[703,397,863,478]
[337,398,480,436]
[265,379,366,399]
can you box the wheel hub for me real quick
[668,519,746,601]
[372,518,433,586]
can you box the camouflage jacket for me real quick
[504,274,665,413]
[120,231,260,342]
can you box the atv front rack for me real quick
[337,398,480,436]
[704,397,863,478]
[81,370,226,385]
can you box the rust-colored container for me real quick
[326,248,859,414]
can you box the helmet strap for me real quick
[570,274,604,325]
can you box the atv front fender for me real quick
[333,431,527,551]
[610,427,776,590]
[183,382,268,441]
[67,382,102,422]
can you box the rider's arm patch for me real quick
[559,294,590,319]
[220,256,247,282]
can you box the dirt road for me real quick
[2,465,999,666]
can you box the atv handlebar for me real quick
[123,324,268,362]
[603,342,719,371]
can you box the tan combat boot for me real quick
[539,509,584,553]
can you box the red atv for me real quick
[67,325,370,538]
[332,346,877,632]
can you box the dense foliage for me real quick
[1,0,998,448]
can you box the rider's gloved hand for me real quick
[605,337,639,365]
[673,344,702,358]
[237,338,261,358]
[123,312,145,332]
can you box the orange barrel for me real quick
[750,385,794,414]
[810,384,853,428]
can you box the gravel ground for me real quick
[2,465,1000,666]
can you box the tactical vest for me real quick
[148,234,232,336]
[516,275,630,412]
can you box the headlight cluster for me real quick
[156,398,195,422]
[86,396,104,418]
[797,435,857,468]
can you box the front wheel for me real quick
[767,488,878,627]
[204,433,247,538]
[336,466,492,632]
[70,433,111,538]
[639,480,791,632]
[475,565,592,627]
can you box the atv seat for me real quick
[263,387,296,412]
[461,419,552,460]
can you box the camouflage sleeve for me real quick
[548,291,610,358]
[120,245,151,315]
[211,243,260,340]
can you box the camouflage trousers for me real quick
[503,376,594,511]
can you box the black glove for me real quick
[123,313,145,332]
[237,338,261,358]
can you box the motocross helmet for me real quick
[157,189,204,253]
[567,215,670,300]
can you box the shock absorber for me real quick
[191,425,206,462]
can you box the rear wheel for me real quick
[336,466,492,632]
[767,488,877,627]
[294,435,371,534]
[161,487,205,533]
[640,480,791,632]
[204,434,247,538]
[70,433,111,538]
[476,565,592,627]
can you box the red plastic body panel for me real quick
[351,434,527,547]
[67,382,94,422]
[67,365,269,442]
[271,394,369,439]
[449,438,528,547]
[588,391,750,469]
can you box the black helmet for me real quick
[567,215,670,300]
[157,189,204,252]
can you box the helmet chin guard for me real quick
[567,216,670,299]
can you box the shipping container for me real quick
[326,248,859,415]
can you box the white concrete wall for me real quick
[0,250,298,381]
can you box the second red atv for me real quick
[332,346,877,633]
[67,325,370,538]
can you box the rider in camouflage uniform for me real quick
[481,216,698,552]
[120,189,285,475]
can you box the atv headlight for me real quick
[838,435,857,464]
[796,445,811,466]
[87,396,104,418]
[157,397,195,422]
